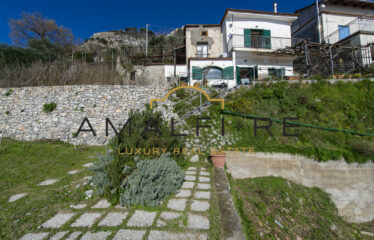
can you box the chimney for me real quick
[273,2,278,13]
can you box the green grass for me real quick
[0,138,222,239]
[228,175,373,240]
[183,80,374,163]
[0,138,105,239]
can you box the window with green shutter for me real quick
[192,66,203,80]
[262,30,271,49]
[223,66,234,80]
[244,29,251,48]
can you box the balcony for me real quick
[228,34,300,53]
[324,17,374,44]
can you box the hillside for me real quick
[219,80,374,163]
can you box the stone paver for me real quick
[80,231,111,240]
[98,212,128,227]
[167,199,187,211]
[8,193,27,202]
[176,189,191,198]
[184,175,196,181]
[160,211,182,220]
[181,181,195,189]
[68,170,80,175]
[127,210,156,227]
[71,212,102,227]
[92,199,111,209]
[84,189,93,199]
[70,203,87,209]
[40,212,75,228]
[186,170,196,175]
[190,155,199,163]
[187,167,197,170]
[113,230,146,240]
[66,231,82,240]
[194,191,211,199]
[187,214,210,230]
[190,200,210,212]
[83,163,93,168]
[49,231,68,240]
[38,179,58,186]
[197,183,211,190]
[148,230,207,240]
[20,233,49,240]
[200,171,210,176]
[199,177,210,183]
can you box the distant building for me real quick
[292,0,374,65]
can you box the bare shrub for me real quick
[0,61,128,87]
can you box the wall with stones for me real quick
[0,85,175,145]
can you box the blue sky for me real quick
[1,0,313,45]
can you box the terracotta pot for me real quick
[210,152,226,168]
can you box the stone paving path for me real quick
[20,167,212,240]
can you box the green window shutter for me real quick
[192,66,202,80]
[244,29,251,47]
[236,66,241,85]
[263,30,271,49]
[223,66,234,80]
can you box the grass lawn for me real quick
[228,175,374,240]
[0,138,105,239]
[0,138,222,239]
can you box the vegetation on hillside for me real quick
[229,176,373,240]
[219,80,374,163]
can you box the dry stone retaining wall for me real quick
[0,85,172,145]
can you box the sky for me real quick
[0,0,314,45]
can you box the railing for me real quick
[324,17,374,44]
[227,34,302,52]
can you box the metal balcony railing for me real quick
[228,34,302,52]
[324,17,374,44]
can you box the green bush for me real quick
[91,109,186,202]
[4,89,13,96]
[43,102,57,113]
[120,155,184,207]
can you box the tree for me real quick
[9,12,74,47]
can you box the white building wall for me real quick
[164,65,188,78]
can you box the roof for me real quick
[324,0,374,9]
[220,8,299,26]
[295,0,374,13]
[184,24,221,29]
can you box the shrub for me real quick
[261,89,273,99]
[43,102,57,113]
[120,155,184,207]
[4,89,13,96]
[91,109,186,202]
[5,110,9,115]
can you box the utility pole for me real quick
[146,23,149,62]
[173,49,176,77]
[316,0,322,43]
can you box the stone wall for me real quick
[0,85,172,145]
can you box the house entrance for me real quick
[236,67,257,85]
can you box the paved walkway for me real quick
[20,167,212,240]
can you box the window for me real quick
[268,68,285,78]
[201,31,208,36]
[196,43,208,58]
[338,25,350,40]
[203,67,223,79]
[130,71,136,81]
[371,45,374,61]
[244,29,271,49]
